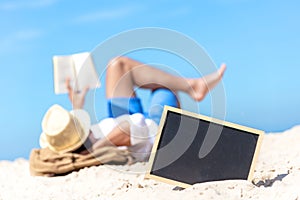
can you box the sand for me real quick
[1,126,300,200]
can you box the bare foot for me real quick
[187,64,226,101]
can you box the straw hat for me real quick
[39,104,91,153]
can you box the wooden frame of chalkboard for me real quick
[145,106,264,188]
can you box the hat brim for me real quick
[39,109,91,153]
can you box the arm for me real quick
[91,121,131,150]
[66,78,89,109]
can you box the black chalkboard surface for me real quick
[145,106,264,188]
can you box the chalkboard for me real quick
[145,106,264,188]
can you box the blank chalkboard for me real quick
[146,106,264,188]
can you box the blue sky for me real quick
[0,0,299,160]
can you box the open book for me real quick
[53,52,100,94]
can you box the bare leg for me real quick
[106,57,226,101]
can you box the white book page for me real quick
[72,52,100,92]
[53,55,76,94]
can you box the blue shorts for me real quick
[107,89,179,124]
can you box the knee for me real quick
[107,56,129,72]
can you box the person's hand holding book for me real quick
[66,78,89,109]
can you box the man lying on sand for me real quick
[31,57,226,176]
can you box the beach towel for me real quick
[29,146,133,176]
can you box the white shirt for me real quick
[90,113,158,161]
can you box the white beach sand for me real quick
[1,126,300,200]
